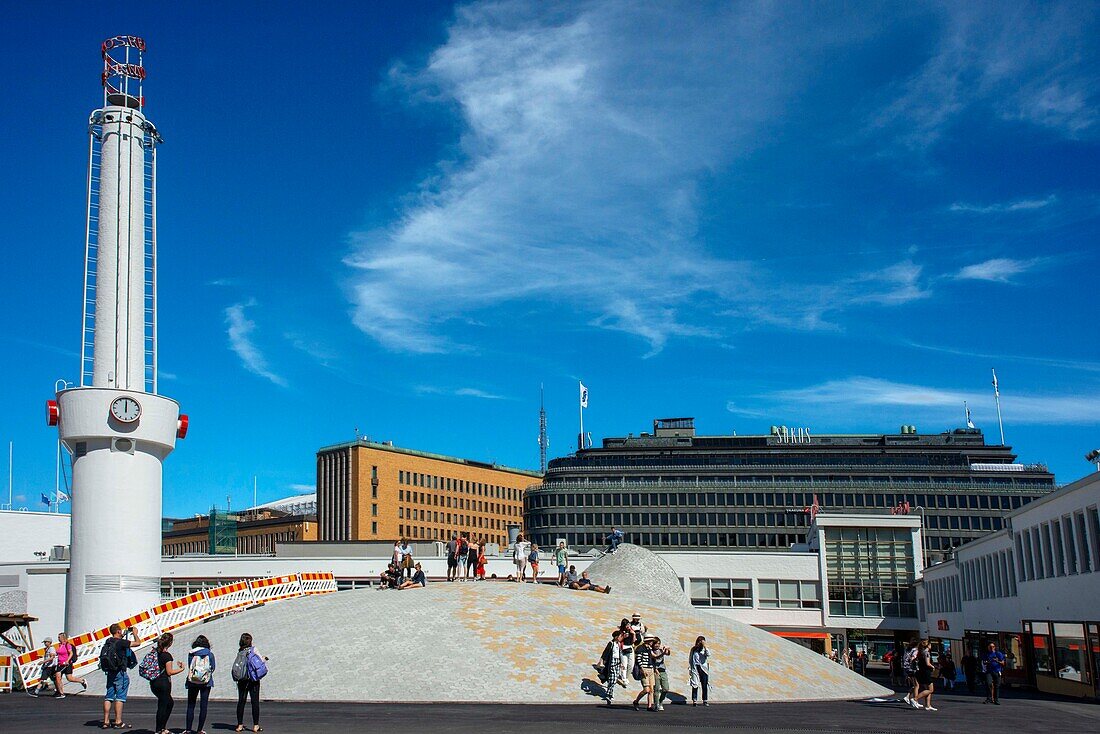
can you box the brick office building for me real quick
[316,439,540,546]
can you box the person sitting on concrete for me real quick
[398,562,427,590]
[564,565,579,586]
[569,570,611,594]
[379,561,401,589]
[606,527,624,553]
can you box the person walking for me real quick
[911,639,937,711]
[33,636,58,696]
[617,619,636,688]
[512,534,530,582]
[982,641,1006,705]
[232,633,267,732]
[902,641,920,706]
[99,624,138,730]
[554,541,569,586]
[889,644,904,688]
[465,537,479,581]
[601,630,624,705]
[632,635,657,711]
[629,613,647,642]
[184,634,215,734]
[651,636,671,711]
[938,652,956,691]
[51,632,87,696]
[145,632,185,734]
[689,636,711,706]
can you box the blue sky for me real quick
[2,2,1098,517]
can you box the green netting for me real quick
[208,507,239,555]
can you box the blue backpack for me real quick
[246,649,268,681]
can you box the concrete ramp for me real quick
[84,546,888,703]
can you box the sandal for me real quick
[112,724,133,730]
[235,727,245,733]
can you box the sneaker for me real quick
[656,705,665,711]
[924,706,938,712]
[903,694,912,705]
[54,693,66,699]
[703,701,710,707]
[605,699,612,706]
[633,702,640,711]
[983,698,991,704]
[994,701,1000,705]
[80,680,87,691]
[909,699,922,709]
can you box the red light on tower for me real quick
[45,400,59,426]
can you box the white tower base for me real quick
[58,387,178,632]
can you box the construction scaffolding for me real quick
[208,507,239,555]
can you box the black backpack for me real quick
[99,639,125,673]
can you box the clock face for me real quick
[110,396,142,423]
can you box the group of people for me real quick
[594,613,713,709]
[889,638,1009,712]
[90,623,268,733]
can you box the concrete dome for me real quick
[584,543,692,609]
[86,550,888,704]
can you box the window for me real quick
[689,578,752,608]
[1063,517,1078,575]
[1052,622,1090,685]
[371,521,377,534]
[1074,512,1092,573]
[759,580,821,609]
[371,503,378,517]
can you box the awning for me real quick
[770,630,829,640]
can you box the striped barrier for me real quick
[9,572,337,694]
[151,591,211,634]
[299,572,337,595]
[249,574,302,603]
[204,580,257,616]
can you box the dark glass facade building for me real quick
[524,418,1056,554]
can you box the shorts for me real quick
[916,670,933,687]
[642,668,656,689]
[105,670,130,702]
[58,663,74,676]
[446,557,458,569]
[530,562,539,573]
[558,564,567,574]
[458,556,468,567]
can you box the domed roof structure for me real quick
[87,545,888,703]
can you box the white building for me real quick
[916,471,1100,700]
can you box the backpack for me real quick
[188,652,213,685]
[138,649,161,681]
[903,648,920,674]
[528,550,538,563]
[99,639,125,673]
[246,649,268,681]
[231,649,250,681]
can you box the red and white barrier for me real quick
[151,591,211,634]
[204,580,257,616]
[249,574,302,603]
[9,571,336,694]
[298,572,337,595]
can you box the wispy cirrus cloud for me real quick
[954,257,1043,283]
[415,385,509,400]
[902,340,1100,373]
[870,3,1098,151]
[771,376,1100,425]
[949,195,1057,214]
[225,301,287,387]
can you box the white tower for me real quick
[46,37,187,633]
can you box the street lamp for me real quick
[1087,449,1100,472]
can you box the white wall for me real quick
[0,511,71,563]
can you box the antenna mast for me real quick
[538,384,549,473]
[992,368,1005,446]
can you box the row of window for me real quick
[1026,620,1097,686]
[687,578,821,609]
[527,511,808,529]
[528,531,807,549]
[398,507,509,531]
[162,529,300,556]
[960,548,1017,601]
[399,470,522,502]
[528,490,1036,511]
[399,489,520,517]
[924,575,961,614]
[1014,506,1100,583]
[397,524,508,547]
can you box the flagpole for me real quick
[55,437,61,513]
[992,368,1005,446]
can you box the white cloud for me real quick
[416,385,509,400]
[949,196,1057,214]
[288,483,315,493]
[773,376,1100,425]
[870,4,1098,150]
[346,2,913,355]
[225,301,287,387]
[954,258,1041,283]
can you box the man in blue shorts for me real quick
[100,624,139,729]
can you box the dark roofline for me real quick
[317,439,542,479]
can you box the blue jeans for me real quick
[104,670,130,702]
[608,537,622,551]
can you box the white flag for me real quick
[579,382,589,409]
[965,402,975,429]
[992,369,1000,398]
[57,490,70,502]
